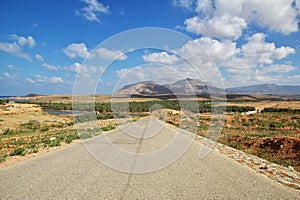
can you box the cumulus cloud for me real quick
[67,62,82,73]
[76,0,109,23]
[26,75,64,84]
[10,34,36,48]
[63,43,91,59]
[0,42,31,61]
[241,33,295,65]
[143,52,179,65]
[184,15,247,40]
[136,33,297,87]
[35,54,45,62]
[225,62,299,87]
[176,37,240,65]
[96,48,127,60]
[195,0,214,16]
[183,0,300,39]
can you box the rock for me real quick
[288,166,295,171]
[259,165,268,170]
[49,137,56,141]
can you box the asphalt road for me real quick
[1,118,299,199]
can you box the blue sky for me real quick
[1,0,300,95]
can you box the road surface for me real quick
[1,118,299,199]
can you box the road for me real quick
[1,118,299,199]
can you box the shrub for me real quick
[0,153,8,162]
[2,128,14,135]
[0,99,9,105]
[102,125,116,131]
[10,148,26,156]
[21,120,41,130]
[40,126,49,132]
[269,121,284,130]
[97,113,114,120]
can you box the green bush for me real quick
[20,120,41,130]
[40,126,49,132]
[102,125,116,131]
[269,121,284,130]
[0,153,8,162]
[10,148,26,156]
[0,99,9,105]
[97,113,113,120]
[2,128,14,135]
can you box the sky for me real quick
[0,0,300,95]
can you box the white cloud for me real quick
[2,72,19,82]
[183,0,300,39]
[115,64,201,89]
[7,65,21,71]
[243,0,299,34]
[10,34,36,48]
[288,74,300,82]
[184,15,247,40]
[26,75,64,84]
[42,63,60,71]
[96,48,127,60]
[122,38,239,87]
[67,62,82,73]
[177,37,240,65]
[262,64,296,73]
[76,0,109,23]
[241,33,295,65]
[63,43,91,59]
[296,0,300,10]
[49,76,64,84]
[225,62,299,87]
[143,32,297,87]
[173,0,195,10]
[35,54,45,62]
[0,42,31,61]
[195,0,214,16]
[143,52,179,65]
[3,72,10,78]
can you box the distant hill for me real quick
[114,81,173,97]
[164,78,223,94]
[25,93,45,97]
[114,78,223,97]
[226,84,300,95]
[115,79,300,97]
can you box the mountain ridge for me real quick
[114,78,300,96]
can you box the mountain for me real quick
[226,84,300,95]
[114,79,300,97]
[164,78,222,94]
[25,93,45,97]
[114,78,222,97]
[114,81,173,97]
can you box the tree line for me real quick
[32,100,255,114]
